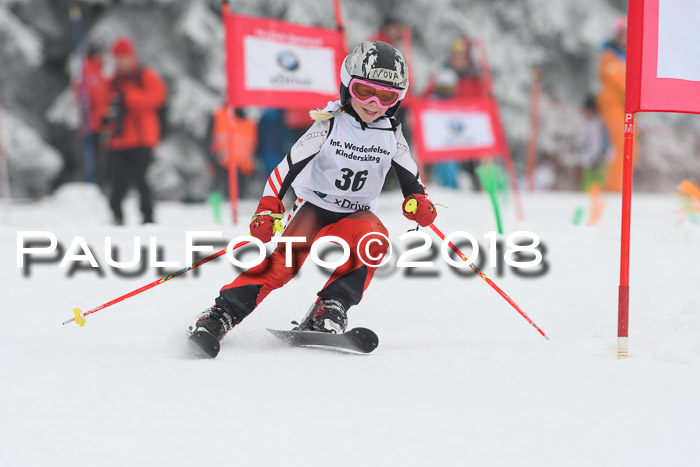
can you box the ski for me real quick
[188,326,379,358]
[188,327,220,358]
[267,327,379,354]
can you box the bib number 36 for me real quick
[335,168,368,192]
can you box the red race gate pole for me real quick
[221,0,238,225]
[226,107,239,225]
[400,26,414,77]
[617,112,636,358]
[525,68,542,191]
[476,40,525,221]
[332,0,347,51]
[0,104,11,220]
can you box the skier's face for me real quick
[351,97,388,123]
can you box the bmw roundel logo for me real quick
[277,51,300,71]
[449,119,464,133]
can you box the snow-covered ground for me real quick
[1,183,699,467]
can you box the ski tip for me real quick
[350,327,378,340]
[348,327,379,353]
[188,329,221,358]
[267,327,379,354]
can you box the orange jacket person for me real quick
[210,107,257,177]
[597,17,634,192]
[99,37,167,224]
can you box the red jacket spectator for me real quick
[423,38,488,99]
[369,17,403,48]
[74,54,108,133]
[423,71,488,99]
[98,38,167,150]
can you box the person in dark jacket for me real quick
[99,37,167,224]
[423,37,487,99]
[74,40,108,185]
[369,17,403,48]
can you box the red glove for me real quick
[250,196,285,243]
[402,193,437,227]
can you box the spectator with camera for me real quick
[99,37,167,225]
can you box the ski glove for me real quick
[250,196,285,243]
[402,193,437,227]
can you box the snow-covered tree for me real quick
[2,0,699,196]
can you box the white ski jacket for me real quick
[262,101,425,213]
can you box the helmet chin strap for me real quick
[342,102,369,129]
[342,101,402,131]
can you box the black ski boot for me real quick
[189,306,234,358]
[296,298,349,334]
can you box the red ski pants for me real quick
[215,202,389,322]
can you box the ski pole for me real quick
[405,200,549,340]
[62,240,250,326]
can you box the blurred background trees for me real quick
[1,0,698,198]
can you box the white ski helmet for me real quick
[340,41,409,117]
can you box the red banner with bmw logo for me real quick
[409,97,509,162]
[625,0,700,114]
[224,10,346,109]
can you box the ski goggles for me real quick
[348,78,402,109]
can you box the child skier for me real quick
[190,41,437,357]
